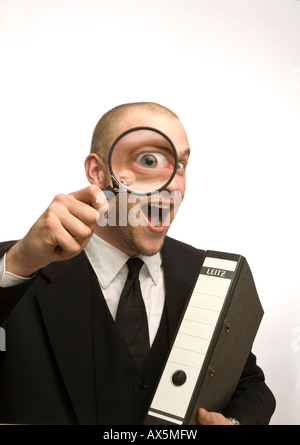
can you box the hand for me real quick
[6,185,108,277]
[197,408,234,425]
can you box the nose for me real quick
[165,174,180,193]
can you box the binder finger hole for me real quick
[171,370,187,386]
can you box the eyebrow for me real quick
[179,148,191,158]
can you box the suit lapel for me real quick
[36,252,97,425]
[162,237,206,341]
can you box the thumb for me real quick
[197,408,234,425]
[197,408,211,425]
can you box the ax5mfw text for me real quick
[102,429,198,441]
[145,429,197,440]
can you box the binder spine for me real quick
[145,253,241,425]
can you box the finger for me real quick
[43,218,83,259]
[197,408,212,425]
[51,193,98,228]
[42,204,94,254]
[57,211,94,242]
[69,184,106,210]
[197,408,234,425]
[52,229,83,260]
[47,216,94,260]
[63,199,98,228]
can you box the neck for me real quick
[93,225,139,257]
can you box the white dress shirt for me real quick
[0,235,165,345]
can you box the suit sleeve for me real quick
[0,241,34,324]
[221,351,276,424]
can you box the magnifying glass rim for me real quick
[107,126,178,196]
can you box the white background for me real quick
[1,0,299,425]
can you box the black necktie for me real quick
[115,258,150,367]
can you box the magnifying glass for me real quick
[106,126,178,196]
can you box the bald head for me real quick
[90,102,179,161]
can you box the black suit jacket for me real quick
[0,237,275,424]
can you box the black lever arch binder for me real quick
[144,251,264,425]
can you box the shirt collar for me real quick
[85,234,161,288]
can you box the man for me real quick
[0,102,275,425]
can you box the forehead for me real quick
[113,109,190,156]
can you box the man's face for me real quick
[96,109,190,256]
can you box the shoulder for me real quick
[162,236,206,278]
[163,236,206,258]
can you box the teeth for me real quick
[148,202,169,227]
[140,201,171,227]
[149,202,170,209]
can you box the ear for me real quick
[84,153,110,189]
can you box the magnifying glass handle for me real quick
[103,185,118,201]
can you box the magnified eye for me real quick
[134,152,168,169]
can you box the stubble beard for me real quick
[113,197,176,256]
[95,192,179,257]
[114,223,169,257]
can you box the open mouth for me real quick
[140,201,172,228]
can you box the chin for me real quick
[117,225,169,257]
[139,224,171,255]
[138,241,165,257]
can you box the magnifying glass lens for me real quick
[109,128,177,195]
